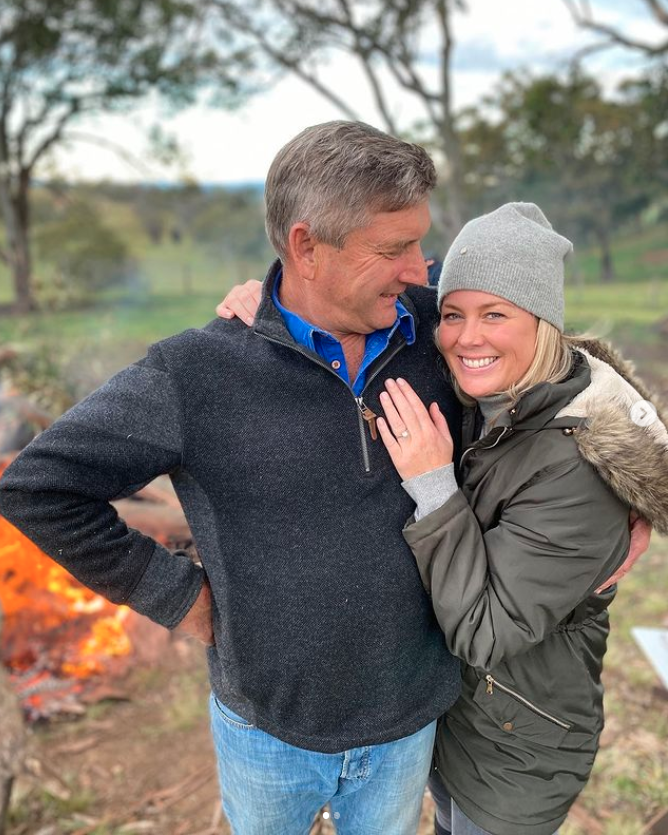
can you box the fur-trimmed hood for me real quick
[557,339,668,535]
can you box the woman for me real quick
[216,201,666,834]
[375,202,668,834]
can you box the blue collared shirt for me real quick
[272,271,416,396]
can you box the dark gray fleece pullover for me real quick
[0,262,462,752]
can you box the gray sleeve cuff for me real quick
[402,463,458,521]
[124,543,205,629]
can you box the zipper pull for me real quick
[486,675,494,695]
[357,398,378,441]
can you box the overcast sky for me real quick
[47,0,660,185]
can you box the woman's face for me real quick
[438,290,539,399]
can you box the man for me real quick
[0,122,462,835]
[0,121,647,835]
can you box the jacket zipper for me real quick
[460,426,512,468]
[484,674,571,730]
[355,397,377,472]
[257,332,407,474]
[353,338,407,472]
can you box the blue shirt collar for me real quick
[271,269,416,352]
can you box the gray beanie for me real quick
[437,202,573,331]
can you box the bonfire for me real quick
[0,509,132,719]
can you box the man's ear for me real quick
[287,223,317,280]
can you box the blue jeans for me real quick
[428,773,559,835]
[209,693,437,835]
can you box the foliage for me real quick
[131,187,172,245]
[70,181,272,260]
[0,0,254,311]
[190,187,273,261]
[33,199,135,308]
[0,341,81,416]
[203,0,668,254]
[0,204,665,402]
[209,0,468,236]
[458,67,668,281]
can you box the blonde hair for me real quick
[443,318,583,408]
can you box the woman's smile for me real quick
[458,356,500,370]
[438,290,538,397]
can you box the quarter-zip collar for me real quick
[253,259,421,374]
[252,260,424,475]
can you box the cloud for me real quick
[45,0,664,184]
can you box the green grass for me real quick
[9,783,99,831]
[162,666,210,732]
[562,536,668,834]
[0,221,665,406]
[0,240,267,393]
[0,236,257,335]
[565,281,668,333]
[570,221,668,285]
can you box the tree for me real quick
[209,0,468,238]
[35,198,134,307]
[563,0,668,59]
[459,69,664,281]
[558,2,668,278]
[133,187,172,245]
[190,186,273,262]
[0,0,250,312]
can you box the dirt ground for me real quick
[7,634,438,835]
[9,637,226,835]
[5,337,667,835]
[6,552,668,835]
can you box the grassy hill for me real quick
[0,218,665,403]
[0,215,667,833]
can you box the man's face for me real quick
[309,202,431,336]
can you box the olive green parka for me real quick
[403,341,668,835]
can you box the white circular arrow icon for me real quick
[630,400,658,428]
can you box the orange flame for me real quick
[0,509,132,679]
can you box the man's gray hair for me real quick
[265,121,436,260]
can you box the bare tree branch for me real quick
[564,0,668,57]
[251,36,358,118]
[567,39,622,69]
[58,131,156,177]
[335,0,399,134]
[435,0,462,232]
[643,0,668,26]
[276,59,361,121]
[25,100,79,172]
[381,36,441,132]
[0,0,232,311]
[210,0,465,235]
[0,68,14,128]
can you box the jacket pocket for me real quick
[473,674,571,749]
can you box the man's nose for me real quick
[399,249,428,286]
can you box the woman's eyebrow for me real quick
[442,301,515,312]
